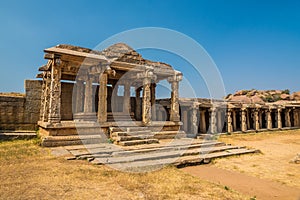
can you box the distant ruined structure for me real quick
[0,43,299,146]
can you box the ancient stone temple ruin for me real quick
[1,43,300,147]
[36,43,184,146]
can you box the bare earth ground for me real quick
[0,139,249,200]
[182,130,300,200]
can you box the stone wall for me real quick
[0,80,42,130]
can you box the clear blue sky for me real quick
[0,0,300,96]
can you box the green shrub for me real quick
[282,89,290,95]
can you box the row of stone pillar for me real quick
[40,62,182,125]
[180,105,300,134]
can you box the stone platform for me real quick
[56,138,259,171]
[38,120,183,147]
[0,130,37,140]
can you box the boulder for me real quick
[291,91,300,101]
[280,94,290,100]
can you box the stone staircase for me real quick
[41,126,105,147]
[42,134,103,147]
[110,126,159,146]
[62,139,260,171]
[107,112,135,122]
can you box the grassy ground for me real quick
[0,139,248,200]
[215,129,300,188]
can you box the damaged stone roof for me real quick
[54,43,173,70]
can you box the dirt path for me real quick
[182,165,300,200]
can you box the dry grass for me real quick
[0,139,248,200]
[215,129,300,188]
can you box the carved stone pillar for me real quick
[232,110,237,131]
[254,109,260,131]
[123,82,131,114]
[168,73,182,122]
[227,109,233,133]
[259,111,263,129]
[217,110,223,132]
[40,71,51,122]
[48,60,61,123]
[135,87,142,121]
[75,80,84,113]
[98,73,107,123]
[191,103,198,135]
[210,107,217,134]
[241,108,247,132]
[84,76,93,113]
[246,109,251,130]
[183,109,188,132]
[151,83,156,121]
[138,68,156,125]
[285,109,291,127]
[293,109,299,127]
[111,81,118,112]
[200,110,206,133]
[277,108,282,129]
[157,107,163,121]
[266,109,272,129]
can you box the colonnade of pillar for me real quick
[40,63,183,126]
[180,105,300,134]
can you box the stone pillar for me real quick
[232,110,237,131]
[111,81,118,112]
[48,60,61,123]
[200,110,206,133]
[210,107,217,134]
[158,107,164,121]
[293,109,299,127]
[135,87,142,121]
[137,68,156,125]
[123,82,131,114]
[75,80,84,113]
[246,109,251,130]
[259,111,263,129]
[98,73,107,123]
[168,73,182,122]
[84,76,93,113]
[254,109,260,131]
[266,109,272,129]
[191,104,198,135]
[285,109,291,127]
[40,71,51,122]
[277,108,282,129]
[227,109,233,133]
[217,110,223,132]
[183,109,188,132]
[150,83,156,121]
[241,108,247,132]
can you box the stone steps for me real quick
[112,141,225,157]
[115,135,155,141]
[118,139,159,146]
[63,139,259,170]
[97,145,241,164]
[107,113,136,122]
[110,126,159,146]
[111,130,153,137]
[153,130,186,139]
[42,135,104,147]
[105,148,259,171]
